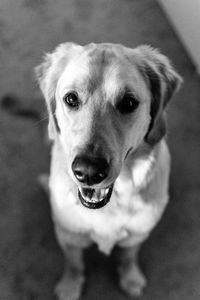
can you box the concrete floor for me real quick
[0,0,200,299]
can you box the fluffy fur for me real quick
[36,42,182,299]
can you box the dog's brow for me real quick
[82,47,119,93]
[85,51,108,93]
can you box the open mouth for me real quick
[78,184,113,209]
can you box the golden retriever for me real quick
[35,42,182,299]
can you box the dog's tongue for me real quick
[78,186,113,209]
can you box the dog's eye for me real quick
[63,92,80,109]
[117,94,139,114]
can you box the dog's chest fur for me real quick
[49,140,169,254]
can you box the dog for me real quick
[35,42,182,299]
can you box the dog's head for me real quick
[35,43,182,209]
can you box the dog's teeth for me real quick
[95,188,108,201]
[79,186,111,203]
[105,188,109,195]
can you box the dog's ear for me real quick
[136,45,183,146]
[35,43,76,139]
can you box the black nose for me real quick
[72,155,109,185]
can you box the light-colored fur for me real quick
[36,42,182,299]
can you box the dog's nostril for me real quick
[92,172,106,184]
[74,170,85,182]
[99,172,106,179]
[72,156,109,185]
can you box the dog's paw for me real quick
[119,264,147,298]
[55,271,85,300]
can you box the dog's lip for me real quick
[78,184,113,209]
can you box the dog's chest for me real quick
[49,141,169,254]
[50,173,160,254]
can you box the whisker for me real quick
[34,114,50,126]
[33,112,56,126]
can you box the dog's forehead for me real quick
[58,43,148,100]
[81,44,129,93]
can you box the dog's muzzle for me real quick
[72,155,113,209]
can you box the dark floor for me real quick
[0,0,200,299]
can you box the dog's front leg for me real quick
[55,243,85,300]
[118,244,146,298]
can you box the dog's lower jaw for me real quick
[78,184,114,209]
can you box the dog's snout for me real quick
[72,156,109,185]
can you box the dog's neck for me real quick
[127,142,160,187]
[113,142,160,201]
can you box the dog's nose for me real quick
[72,156,109,185]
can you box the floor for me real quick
[0,0,200,299]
